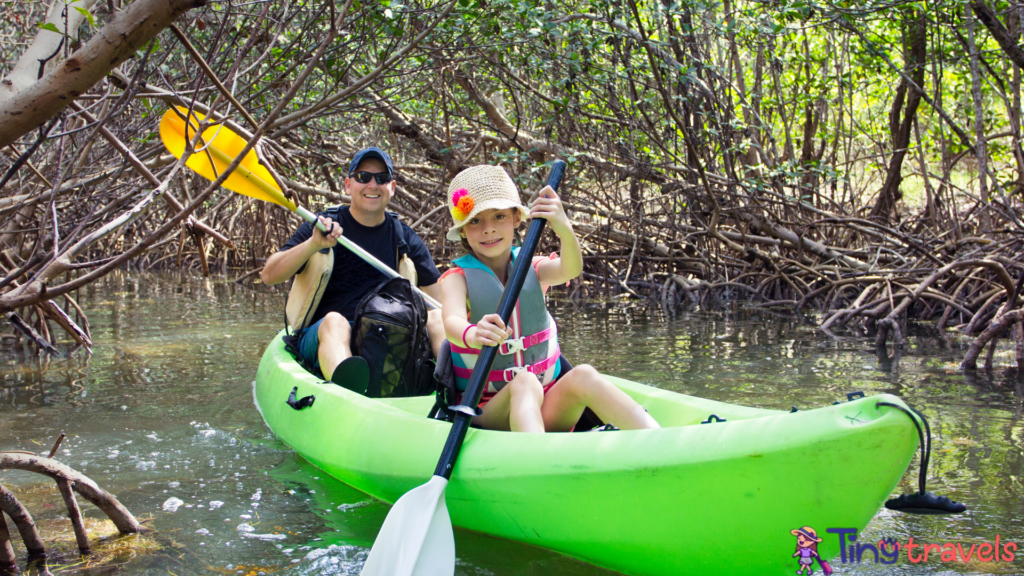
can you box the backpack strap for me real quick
[389,212,410,260]
[389,212,418,284]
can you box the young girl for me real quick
[440,165,660,433]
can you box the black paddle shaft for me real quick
[433,160,567,479]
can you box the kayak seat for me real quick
[429,342,604,431]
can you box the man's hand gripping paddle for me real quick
[359,160,567,576]
[158,107,441,310]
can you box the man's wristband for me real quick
[462,324,476,347]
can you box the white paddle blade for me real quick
[360,475,455,576]
[413,484,454,576]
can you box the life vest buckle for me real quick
[499,338,526,355]
[502,366,530,380]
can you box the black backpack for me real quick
[352,276,435,398]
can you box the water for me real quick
[0,272,1021,575]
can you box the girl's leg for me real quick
[471,372,546,433]
[541,365,660,432]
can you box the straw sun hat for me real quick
[790,527,823,542]
[445,165,528,242]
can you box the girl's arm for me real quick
[530,186,582,287]
[441,272,511,348]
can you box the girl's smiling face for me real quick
[797,534,812,548]
[462,208,521,259]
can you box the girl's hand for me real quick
[529,186,572,238]
[470,314,513,348]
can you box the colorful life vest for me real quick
[450,248,561,393]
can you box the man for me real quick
[261,147,444,385]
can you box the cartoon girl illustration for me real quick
[791,526,831,575]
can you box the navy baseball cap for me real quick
[348,147,394,177]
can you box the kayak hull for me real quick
[254,332,917,576]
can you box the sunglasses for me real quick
[350,171,393,185]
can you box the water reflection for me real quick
[0,272,1021,575]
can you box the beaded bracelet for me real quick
[462,324,476,347]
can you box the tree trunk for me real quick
[724,0,760,174]
[0,0,98,99]
[968,8,992,233]
[972,0,1024,69]
[0,0,205,147]
[869,10,926,222]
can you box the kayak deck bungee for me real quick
[254,331,918,576]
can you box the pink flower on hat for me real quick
[451,188,475,221]
[445,165,526,242]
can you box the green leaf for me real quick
[73,6,95,27]
[39,22,63,34]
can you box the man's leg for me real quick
[316,312,353,380]
[425,308,445,358]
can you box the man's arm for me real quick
[420,281,442,303]
[261,216,342,285]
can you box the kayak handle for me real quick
[701,414,726,424]
[286,386,315,410]
[877,401,966,515]
[846,391,865,401]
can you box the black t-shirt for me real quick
[279,206,441,323]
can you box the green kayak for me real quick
[254,331,918,576]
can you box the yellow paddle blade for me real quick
[159,107,296,211]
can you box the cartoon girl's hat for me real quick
[446,165,528,242]
[791,527,823,542]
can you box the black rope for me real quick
[877,401,928,494]
[876,401,965,514]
